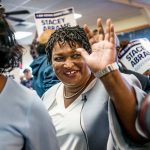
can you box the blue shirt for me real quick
[0,78,59,150]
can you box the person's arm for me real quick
[77,18,146,143]
[25,94,59,150]
[100,68,146,142]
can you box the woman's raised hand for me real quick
[83,18,104,45]
[77,18,116,73]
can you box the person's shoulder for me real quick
[4,78,44,121]
[9,78,41,103]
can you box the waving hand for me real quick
[77,18,116,73]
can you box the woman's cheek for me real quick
[52,62,62,74]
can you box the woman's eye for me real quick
[72,54,81,58]
[54,57,64,61]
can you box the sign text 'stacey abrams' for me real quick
[118,38,150,74]
[34,7,77,37]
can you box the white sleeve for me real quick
[25,94,59,150]
[108,74,150,150]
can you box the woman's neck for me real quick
[0,74,7,93]
[64,74,95,99]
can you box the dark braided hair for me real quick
[46,25,91,64]
[0,5,23,73]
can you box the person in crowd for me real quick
[30,31,38,59]
[30,29,59,97]
[30,44,38,59]
[20,68,33,89]
[42,18,149,150]
[0,5,59,150]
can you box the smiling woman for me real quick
[43,19,149,150]
[51,42,91,92]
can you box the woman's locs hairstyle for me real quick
[45,26,92,64]
[0,5,23,73]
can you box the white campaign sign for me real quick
[34,7,77,37]
[118,38,150,74]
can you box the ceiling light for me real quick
[74,13,82,19]
[15,31,32,40]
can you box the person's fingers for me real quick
[89,38,96,45]
[83,24,93,39]
[97,18,102,27]
[97,18,104,41]
[98,18,104,42]
[99,34,104,41]
[105,19,111,41]
[110,24,115,44]
[83,24,89,33]
[97,18,104,36]
[94,34,100,43]
[104,33,109,41]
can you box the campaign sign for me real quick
[34,7,77,37]
[118,38,150,74]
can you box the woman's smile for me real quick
[64,70,79,77]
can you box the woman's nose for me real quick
[63,59,74,69]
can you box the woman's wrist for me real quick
[94,62,119,78]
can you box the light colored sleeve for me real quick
[108,74,150,150]
[25,94,59,150]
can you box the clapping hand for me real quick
[77,18,116,73]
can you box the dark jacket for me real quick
[119,66,150,94]
[30,54,59,97]
[21,78,33,89]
